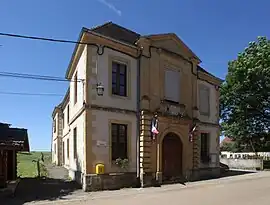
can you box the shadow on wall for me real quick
[1,178,81,205]
[74,158,83,184]
[191,163,255,183]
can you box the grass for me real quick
[17,151,51,178]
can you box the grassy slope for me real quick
[17,151,51,178]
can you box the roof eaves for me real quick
[61,87,70,108]
[65,28,87,79]
[52,104,62,118]
[198,65,224,83]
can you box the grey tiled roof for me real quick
[91,21,140,45]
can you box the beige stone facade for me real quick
[51,22,223,191]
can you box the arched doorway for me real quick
[162,133,183,180]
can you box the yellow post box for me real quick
[95,163,105,174]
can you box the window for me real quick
[164,69,180,103]
[67,138,70,159]
[200,133,210,163]
[67,105,70,124]
[111,123,128,161]
[199,85,210,115]
[63,112,65,128]
[53,119,56,133]
[73,127,77,159]
[112,61,127,97]
[62,141,65,165]
[74,72,78,104]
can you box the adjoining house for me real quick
[0,122,30,188]
[220,137,233,147]
[52,22,223,191]
[52,88,69,166]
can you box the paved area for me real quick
[1,165,79,205]
[3,171,270,205]
[46,164,69,179]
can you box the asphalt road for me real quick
[23,171,270,205]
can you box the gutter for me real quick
[136,56,141,179]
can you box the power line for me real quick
[0,32,89,82]
[0,32,88,46]
[0,71,84,82]
[0,31,229,65]
[0,91,64,97]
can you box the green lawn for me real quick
[17,151,51,178]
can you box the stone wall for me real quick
[82,172,139,192]
[80,168,223,191]
[220,158,263,170]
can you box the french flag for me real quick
[190,125,197,134]
[189,124,198,142]
[151,125,159,134]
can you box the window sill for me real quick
[199,111,210,117]
[110,94,130,100]
[162,99,186,108]
[111,160,130,165]
[162,99,179,105]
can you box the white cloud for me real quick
[97,0,122,16]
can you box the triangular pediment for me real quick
[144,33,201,63]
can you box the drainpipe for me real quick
[136,56,141,179]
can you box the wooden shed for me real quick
[0,123,29,188]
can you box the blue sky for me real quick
[0,0,269,151]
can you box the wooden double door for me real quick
[162,133,183,179]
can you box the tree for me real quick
[220,36,270,152]
[220,141,239,152]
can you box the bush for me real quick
[115,158,129,171]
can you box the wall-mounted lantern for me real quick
[96,83,104,96]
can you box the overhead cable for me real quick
[0,71,84,82]
[0,91,64,97]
